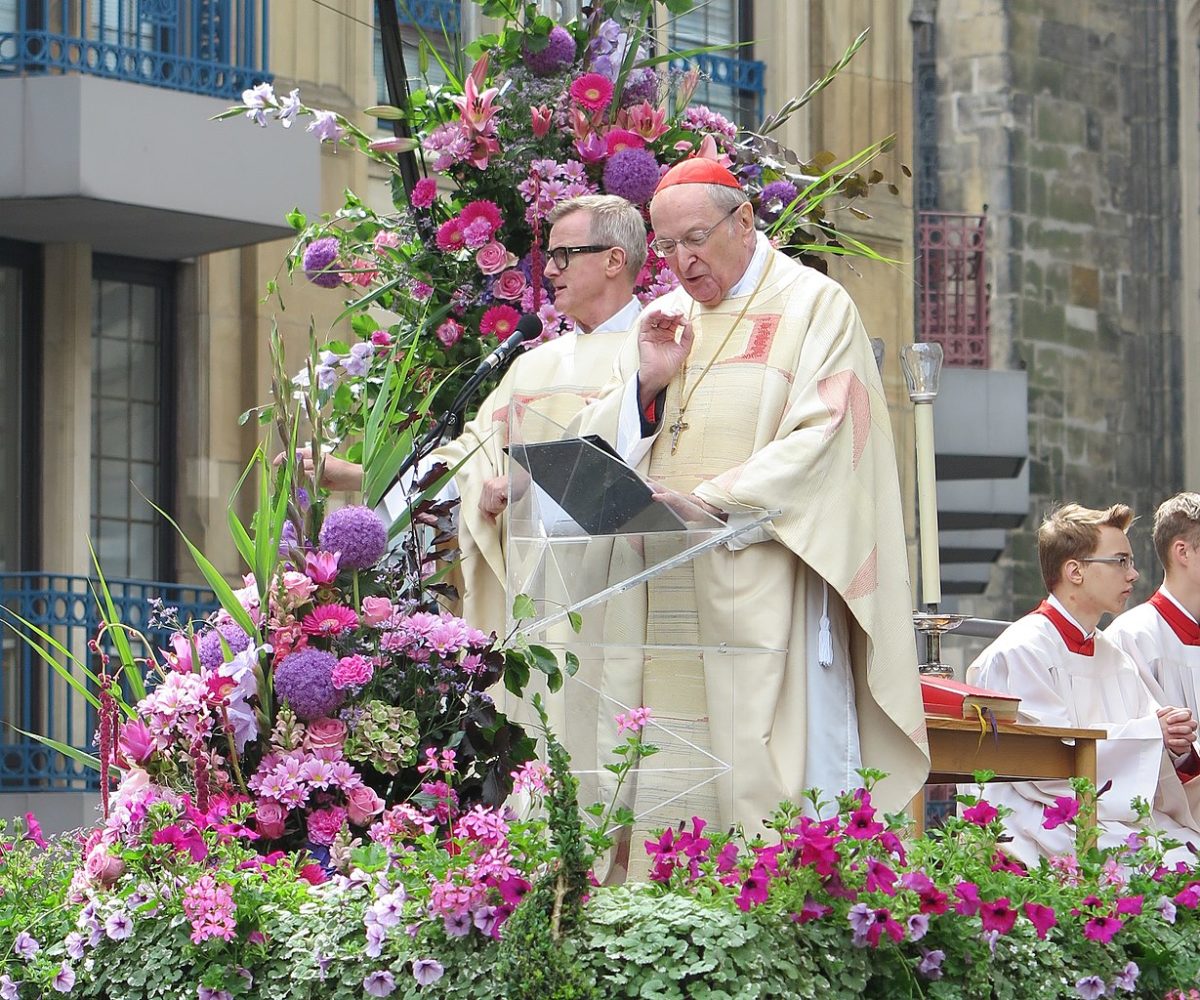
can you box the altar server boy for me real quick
[965,502,1200,865]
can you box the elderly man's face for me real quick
[649,186,755,307]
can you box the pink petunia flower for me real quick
[1024,901,1057,939]
[1042,795,1081,829]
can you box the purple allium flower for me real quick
[197,621,252,671]
[524,26,576,76]
[318,505,388,570]
[412,959,444,987]
[620,68,659,106]
[303,237,343,288]
[363,970,396,996]
[51,962,75,994]
[601,148,660,205]
[759,179,798,222]
[1075,976,1106,999]
[273,649,343,721]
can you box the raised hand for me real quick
[637,308,694,410]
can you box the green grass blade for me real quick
[87,538,145,703]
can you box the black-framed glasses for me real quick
[1081,554,1137,571]
[650,204,741,257]
[546,245,609,270]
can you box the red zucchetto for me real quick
[654,156,741,195]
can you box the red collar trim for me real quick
[1149,590,1200,646]
[1033,600,1094,656]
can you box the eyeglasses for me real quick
[649,205,742,257]
[1081,554,1137,571]
[546,245,609,270]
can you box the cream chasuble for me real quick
[427,310,639,638]
[1107,590,1200,718]
[577,247,929,835]
[966,612,1200,867]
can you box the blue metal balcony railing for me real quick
[396,0,461,35]
[0,573,218,792]
[0,1,270,101]
[670,51,767,124]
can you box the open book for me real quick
[921,676,1021,724]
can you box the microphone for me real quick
[472,314,542,376]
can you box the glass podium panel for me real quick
[501,404,780,879]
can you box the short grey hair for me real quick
[705,183,752,214]
[546,195,647,278]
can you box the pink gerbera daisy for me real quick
[435,218,466,252]
[301,604,359,637]
[569,73,614,112]
[479,305,521,340]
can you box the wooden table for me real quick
[910,715,1106,836]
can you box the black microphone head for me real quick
[515,313,543,343]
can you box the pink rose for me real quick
[255,800,288,840]
[436,319,464,348]
[493,269,527,301]
[84,845,125,886]
[305,717,348,750]
[280,570,316,608]
[370,329,394,347]
[346,785,385,826]
[475,241,515,276]
[331,654,374,690]
[306,806,347,846]
[361,596,395,625]
[373,230,401,251]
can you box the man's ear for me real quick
[606,247,626,277]
[1174,537,1192,568]
[1063,558,1085,586]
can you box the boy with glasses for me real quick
[965,502,1200,865]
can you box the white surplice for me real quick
[966,605,1200,866]
[1107,588,1200,718]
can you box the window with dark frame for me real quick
[90,256,176,583]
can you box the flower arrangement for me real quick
[220,0,896,452]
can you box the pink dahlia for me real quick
[301,604,358,637]
[459,200,503,237]
[479,305,521,340]
[569,73,614,112]
[411,176,438,208]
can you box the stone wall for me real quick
[932,0,1182,623]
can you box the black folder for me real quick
[506,435,688,535]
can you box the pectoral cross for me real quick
[668,413,689,454]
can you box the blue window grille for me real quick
[396,0,460,36]
[670,51,766,126]
[0,0,270,101]
[0,573,218,791]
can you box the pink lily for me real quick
[573,132,606,164]
[450,55,500,134]
[531,105,553,138]
[620,101,670,141]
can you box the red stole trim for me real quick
[1149,590,1200,647]
[1033,600,1094,656]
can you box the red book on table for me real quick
[921,675,1020,723]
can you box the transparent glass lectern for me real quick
[500,404,778,880]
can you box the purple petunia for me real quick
[303,237,343,288]
[51,962,74,994]
[524,26,576,75]
[601,148,660,205]
[1075,976,1106,999]
[273,649,343,721]
[318,505,388,570]
[412,959,444,987]
[12,932,38,962]
[363,970,395,997]
[197,621,252,671]
[917,949,944,980]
